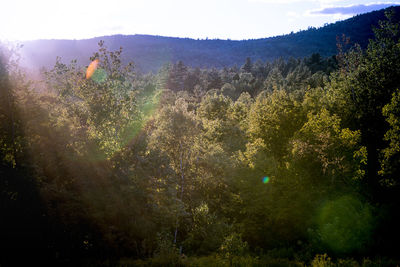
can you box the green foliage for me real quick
[219,233,249,260]
[184,203,230,255]
[326,8,400,193]
[248,89,305,165]
[3,11,400,265]
[380,89,400,186]
[312,254,334,267]
[361,257,400,267]
[337,258,360,267]
[313,195,375,254]
[187,255,228,267]
[292,109,366,186]
[151,233,183,266]
[45,41,140,159]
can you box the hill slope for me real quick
[20,6,400,73]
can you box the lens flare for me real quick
[86,59,99,79]
[86,88,163,162]
[91,68,107,83]
[262,176,270,184]
[315,195,374,253]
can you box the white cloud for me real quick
[307,2,399,17]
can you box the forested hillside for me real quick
[1,7,400,267]
[20,6,400,72]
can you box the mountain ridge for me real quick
[20,6,400,73]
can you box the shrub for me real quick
[362,258,400,267]
[312,254,334,267]
[337,258,359,267]
[188,255,228,267]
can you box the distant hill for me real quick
[20,6,400,73]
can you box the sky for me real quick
[1,0,399,41]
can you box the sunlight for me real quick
[3,0,396,41]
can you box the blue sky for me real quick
[1,0,399,41]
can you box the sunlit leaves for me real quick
[248,89,305,164]
[45,42,141,159]
[380,89,400,186]
[292,109,365,185]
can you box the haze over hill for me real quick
[20,6,400,73]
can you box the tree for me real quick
[380,89,400,186]
[241,57,253,73]
[45,41,140,159]
[327,9,400,196]
[149,97,200,245]
[291,108,366,187]
[0,44,58,263]
[247,89,305,167]
[263,67,285,91]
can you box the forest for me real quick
[1,8,400,267]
